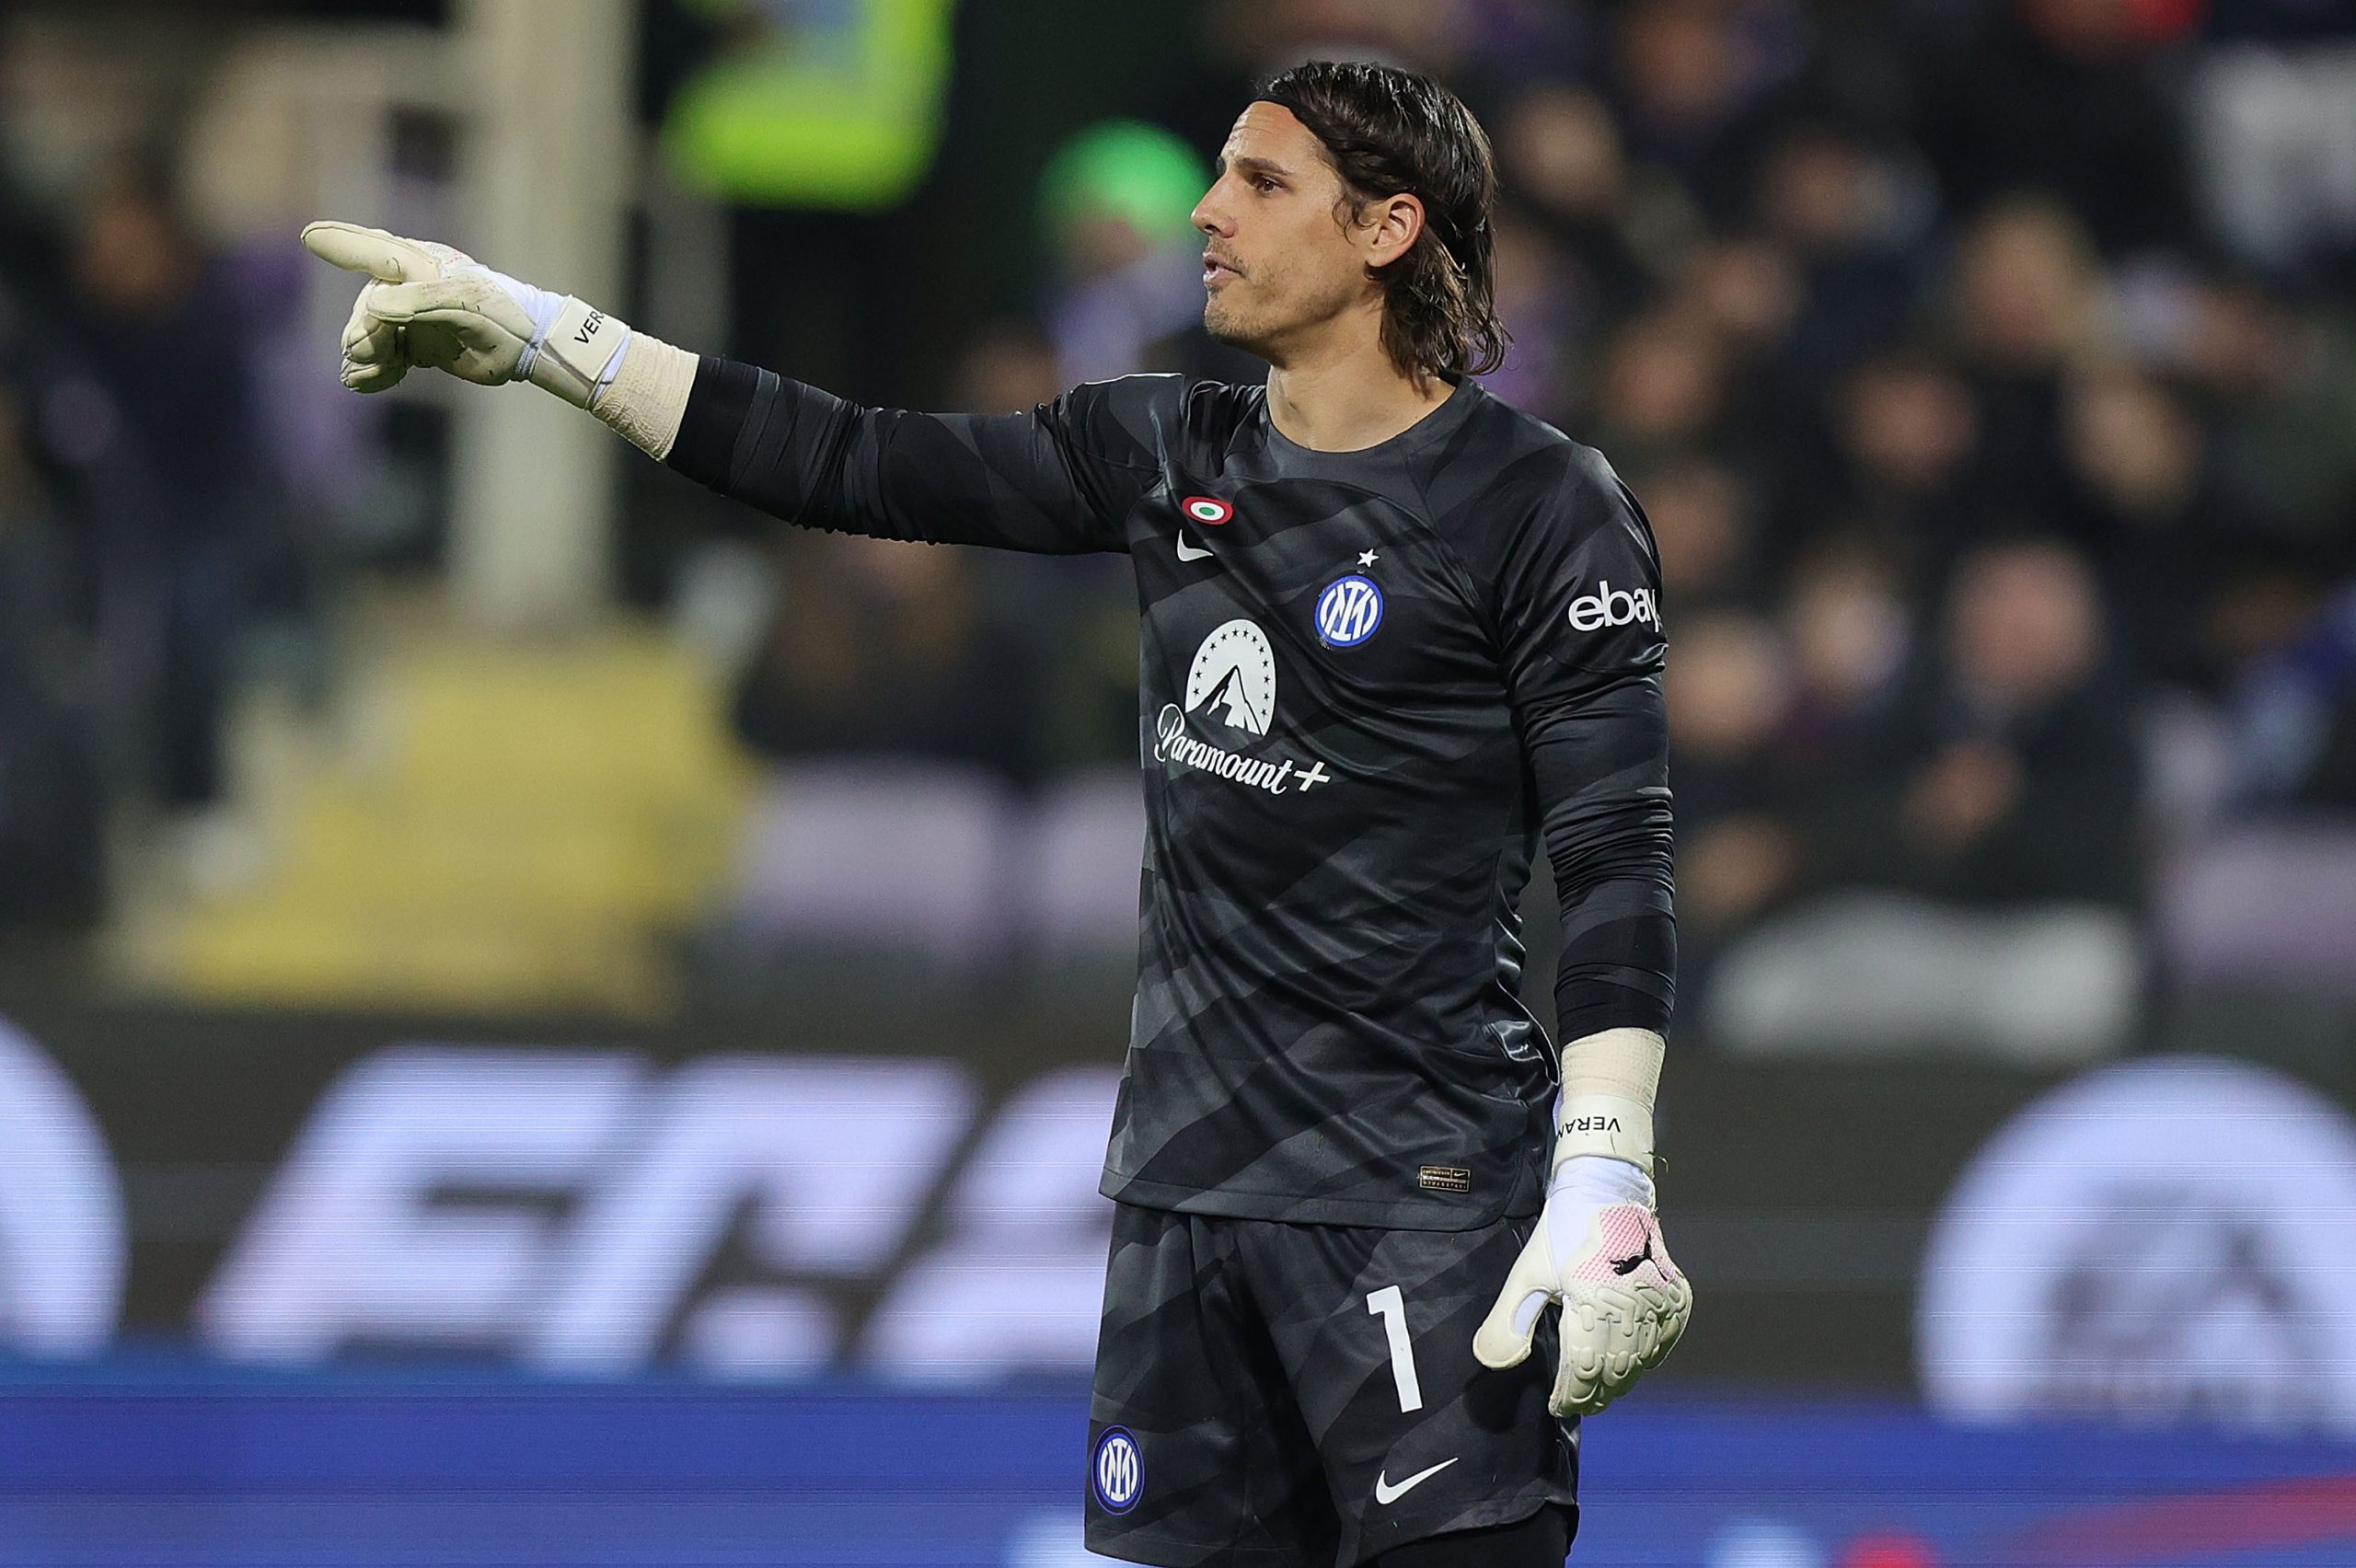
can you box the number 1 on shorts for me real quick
[1365,1285,1423,1412]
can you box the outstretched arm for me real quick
[1461,445,1690,1414]
[663,358,1160,554]
[303,221,1159,555]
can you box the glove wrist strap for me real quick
[1553,1093,1656,1174]
[525,295,631,408]
[592,334,699,460]
[1553,1026,1663,1174]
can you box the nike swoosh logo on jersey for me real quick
[1373,1457,1459,1505]
[1175,532,1214,561]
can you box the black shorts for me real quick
[1085,1201,1578,1568]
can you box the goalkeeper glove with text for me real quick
[1474,1030,1692,1415]
[300,221,629,407]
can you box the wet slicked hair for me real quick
[1259,60,1507,385]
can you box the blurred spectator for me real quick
[1637,455,1759,608]
[732,533,1044,788]
[1665,232,1805,467]
[2060,363,2258,690]
[1607,0,1792,226]
[1777,543,1914,789]
[1807,348,1983,581]
[1954,197,2108,371]
[1915,0,2200,258]
[2172,276,2356,551]
[1750,122,1931,382]
[0,379,103,931]
[1588,306,1731,467]
[1948,197,2108,517]
[1493,84,1657,329]
[1675,234,1802,365]
[1707,541,2146,1062]
[1674,543,1915,950]
[1892,538,2143,908]
[1665,611,1802,964]
[64,158,268,813]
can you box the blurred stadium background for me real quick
[0,0,2353,1563]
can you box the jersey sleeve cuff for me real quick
[1553,984,1672,1043]
[666,355,766,490]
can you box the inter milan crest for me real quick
[1314,573,1384,648]
[1092,1426,1143,1513]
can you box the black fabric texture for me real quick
[668,368,1676,1227]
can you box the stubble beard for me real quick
[1207,264,1371,368]
[1203,278,1317,366]
[1203,292,1266,358]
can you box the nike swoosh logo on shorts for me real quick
[1373,1457,1459,1505]
[1176,532,1214,561]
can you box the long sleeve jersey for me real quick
[670,364,1675,1228]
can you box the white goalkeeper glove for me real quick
[1473,1029,1692,1415]
[300,221,628,408]
[302,221,699,458]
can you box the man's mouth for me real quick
[1203,252,1242,285]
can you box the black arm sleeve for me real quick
[666,357,1173,554]
[1486,447,1678,1038]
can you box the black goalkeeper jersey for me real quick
[669,365,1675,1229]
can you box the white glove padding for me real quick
[1473,1153,1691,1415]
[301,221,628,408]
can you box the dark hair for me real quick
[1259,60,1506,384]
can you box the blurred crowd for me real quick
[3,0,2353,1051]
[0,147,318,940]
[736,0,2356,1052]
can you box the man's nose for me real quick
[1192,189,1229,236]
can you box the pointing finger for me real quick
[301,221,449,282]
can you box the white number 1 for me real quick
[1365,1285,1424,1412]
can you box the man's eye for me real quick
[1254,177,1279,193]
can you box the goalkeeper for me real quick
[308,59,1687,1568]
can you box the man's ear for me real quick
[1362,192,1427,274]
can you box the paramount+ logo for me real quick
[1566,579,1660,633]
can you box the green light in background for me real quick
[1039,120,1205,250]
[663,0,958,211]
